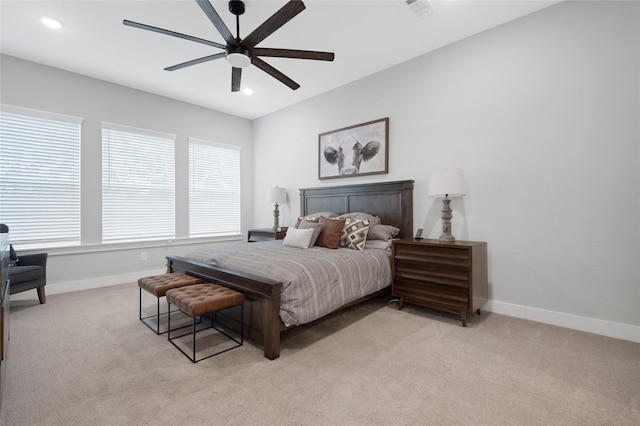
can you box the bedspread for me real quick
[185,240,391,327]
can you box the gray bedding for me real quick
[185,240,391,327]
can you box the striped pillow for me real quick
[339,219,371,250]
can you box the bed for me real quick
[166,179,414,359]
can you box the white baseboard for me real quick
[485,300,640,343]
[46,268,166,295]
[37,277,640,344]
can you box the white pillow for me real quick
[283,227,314,249]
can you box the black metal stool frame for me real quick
[167,301,243,363]
[139,288,200,335]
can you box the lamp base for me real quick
[272,203,280,231]
[439,197,455,242]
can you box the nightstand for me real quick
[391,238,488,327]
[247,228,287,242]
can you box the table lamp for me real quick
[266,186,287,230]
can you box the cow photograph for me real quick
[318,117,389,180]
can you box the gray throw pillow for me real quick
[337,212,381,225]
[366,224,400,241]
[298,220,322,247]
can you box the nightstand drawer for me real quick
[394,260,469,288]
[394,278,469,310]
[393,244,470,268]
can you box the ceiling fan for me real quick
[123,0,335,92]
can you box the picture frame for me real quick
[318,117,389,180]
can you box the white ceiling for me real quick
[0,0,561,120]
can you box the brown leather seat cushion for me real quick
[166,283,245,317]
[138,273,203,297]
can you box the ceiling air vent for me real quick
[406,0,435,16]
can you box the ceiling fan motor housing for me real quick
[229,1,245,16]
[226,44,251,68]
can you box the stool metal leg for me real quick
[139,287,162,335]
[167,301,172,341]
[192,316,197,363]
[156,296,161,335]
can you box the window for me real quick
[0,105,82,248]
[189,138,241,237]
[102,123,175,243]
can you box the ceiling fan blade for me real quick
[251,57,300,90]
[232,67,242,92]
[253,48,334,61]
[242,0,306,49]
[164,52,226,71]
[123,20,226,50]
[195,0,236,46]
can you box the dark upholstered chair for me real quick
[0,224,48,304]
[9,250,47,304]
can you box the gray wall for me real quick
[1,55,254,292]
[252,1,640,339]
[1,1,638,341]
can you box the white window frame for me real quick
[102,122,176,243]
[0,104,82,249]
[188,137,241,237]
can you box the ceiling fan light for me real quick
[226,52,251,68]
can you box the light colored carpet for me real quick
[1,283,639,425]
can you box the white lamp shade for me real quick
[266,186,287,204]
[428,169,468,198]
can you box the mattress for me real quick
[185,240,391,327]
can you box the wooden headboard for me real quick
[299,180,414,238]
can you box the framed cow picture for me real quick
[318,117,389,180]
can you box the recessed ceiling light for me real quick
[243,88,254,96]
[41,17,62,30]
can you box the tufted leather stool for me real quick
[166,283,245,362]
[138,273,203,335]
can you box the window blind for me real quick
[189,138,241,237]
[102,123,175,243]
[0,105,82,248]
